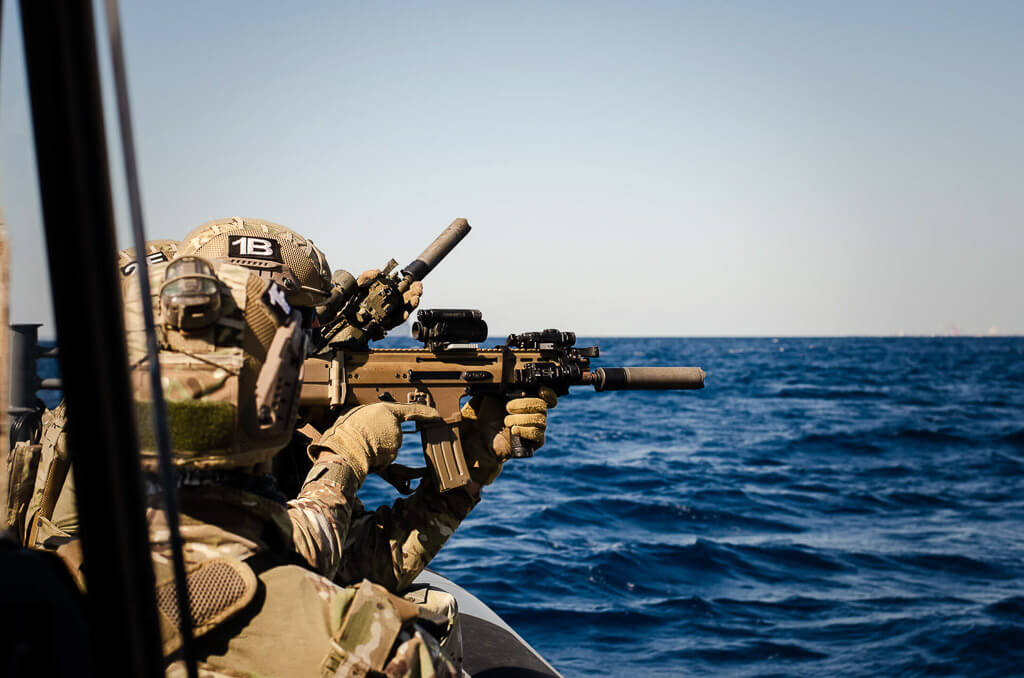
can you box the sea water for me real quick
[39,337,1024,676]
[368,337,1024,677]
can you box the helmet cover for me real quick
[178,217,331,307]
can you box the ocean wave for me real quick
[902,623,1024,677]
[649,595,719,616]
[893,427,971,443]
[771,387,890,400]
[1000,428,1024,445]
[573,539,857,586]
[985,596,1024,620]
[712,595,839,617]
[536,497,805,534]
[498,603,665,631]
[785,433,885,454]
[857,464,915,478]
[886,552,1012,579]
[684,640,828,663]
[884,491,962,508]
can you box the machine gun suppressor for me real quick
[318,219,472,345]
[301,309,705,492]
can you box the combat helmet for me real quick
[124,255,306,470]
[178,217,331,307]
[117,239,180,277]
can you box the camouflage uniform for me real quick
[147,480,455,677]
[25,224,476,593]
[13,240,180,549]
[335,479,477,590]
[17,224,549,673]
[21,410,479,594]
[129,258,454,677]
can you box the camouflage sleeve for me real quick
[286,454,362,579]
[334,476,480,592]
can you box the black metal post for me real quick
[9,324,40,417]
[9,324,43,448]
[18,1,164,676]
[103,1,198,674]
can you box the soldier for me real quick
[132,253,456,676]
[175,218,557,664]
[17,221,417,556]
[20,221,339,550]
[175,218,558,578]
[20,219,558,669]
[14,239,182,554]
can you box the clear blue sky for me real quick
[3,1,1022,335]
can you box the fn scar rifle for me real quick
[302,220,705,491]
[301,313,705,491]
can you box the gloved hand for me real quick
[308,402,442,484]
[355,269,423,325]
[315,268,423,337]
[459,386,558,486]
[314,270,358,325]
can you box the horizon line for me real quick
[33,333,1023,343]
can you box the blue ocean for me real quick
[39,337,1024,676]
[367,337,1024,677]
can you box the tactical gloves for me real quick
[315,268,424,347]
[309,402,442,485]
[307,388,557,490]
[459,387,558,486]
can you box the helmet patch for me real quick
[228,236,282,262]
[120,250,170,277]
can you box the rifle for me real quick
[301,310,705,491]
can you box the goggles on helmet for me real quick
[159,256,222,330]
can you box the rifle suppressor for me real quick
[592,367,705,391]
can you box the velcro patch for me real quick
[263,282,292,321]
[228,236,282,262]
[120,251,168,276]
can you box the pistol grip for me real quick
[420,421,471,491]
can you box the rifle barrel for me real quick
[593,366,705,391]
